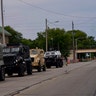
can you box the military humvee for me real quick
[3,44,32,76]
[44,50,63,68]
[0,44,5,81]
[30,48,46,72]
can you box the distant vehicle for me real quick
[30,48,46,72]
[44,50,63,68]
[0,44,5,81]
[3,44,32,76]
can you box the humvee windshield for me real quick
[51,52,55,55]
[31,50,38,55]
[3,47,20,53]
[45,52,50,55]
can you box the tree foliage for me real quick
[33,28,72,56]
[4,26,96,56]
[4,26,22,43]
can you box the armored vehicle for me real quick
[30,48,46,72]
[3,44,32,76]
[44,50,63,68]
[0,44,5,81]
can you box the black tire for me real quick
[46,63,51,68]
[27,62,32,75]
[59,61,63,67]
[18,69,24,76]
[38,62,42,72]
[7,72,13,77]
[42,64,46,71]
[56,62,59,68]
[46,66,51,68]
[18,64,25,76]
[0,67,5,81]
[38,66,41,72]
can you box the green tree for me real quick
[4,26,96,57]
[34,28,71,56]
[66,30,96,49]
[66,30,88,49]
[4,26,23,43]
[21,38,33,48]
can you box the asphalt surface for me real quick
[0,60,96,96]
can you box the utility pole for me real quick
[45,19,59,51]
[45,19,48,52]
[1,0,5,44]
[72,21,75,62]
[75,39,77,60]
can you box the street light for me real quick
[1,0,5,44]
[45,19,59,52]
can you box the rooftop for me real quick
[0,27,11,36]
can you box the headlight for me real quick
[15,59,18,62]
[16,56,23,62]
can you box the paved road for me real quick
[0,60,96,96]
[14,60,96,96]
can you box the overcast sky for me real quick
[1,0,96,40]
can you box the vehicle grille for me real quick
[3,56,16,66]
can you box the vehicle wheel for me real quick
[0,67,5,81]
[38,62,42,72]
[18,65,25,76]
[27,62,32,75]
[56,62,59,68]
[7,72,13,77]
[38,66,42,72]
[59,61,63,67]
[46,63,51,68]
[42,64,46,71]
[47,66,51,68]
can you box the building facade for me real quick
[0,27,11,44]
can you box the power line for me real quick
[18,0,96,19]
